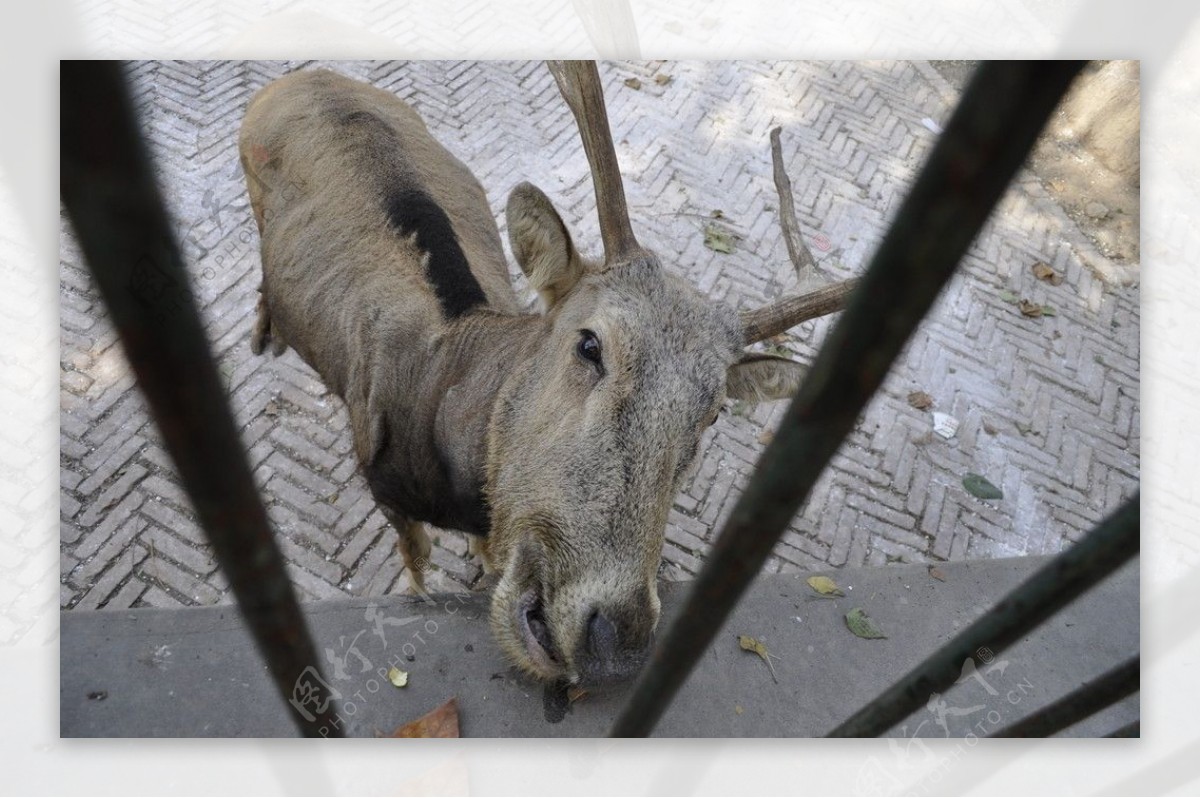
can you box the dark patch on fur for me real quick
[385,188,487,318]
[317,92,488,318]
[366,451,491,537]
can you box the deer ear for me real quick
[726,353,806,402]
[506,182,585,309]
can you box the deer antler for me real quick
[739,278,859,344]
[547,60,643,266]
[548,61,856,342]
[740,125,860,344]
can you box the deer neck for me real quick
[427,310,549,535]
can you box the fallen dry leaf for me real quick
[928,565,947,581]
[654,74,673,86]
[907,391,934,410]
[757,429,774,445]
[387,666,409,688]
[1018,299,1044,318]
[738,635,779,683]
[806,575,845,597]
[567,686,588,704]
[735,704,744,715]
[380,697,460,738]
[623,76,642,90]
[982,421,998,435]
[1031,261,1064,285]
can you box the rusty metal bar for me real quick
[608,60,1086,738]
[60,61,341,737]
[828,495,1138,737]
[992,656,1139,738]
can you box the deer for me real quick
[239,61,852,686]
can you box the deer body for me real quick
[241,70,531,536]
[241,66,815,686]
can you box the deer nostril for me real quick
[586,610,619,659]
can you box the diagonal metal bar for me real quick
[828,495,1138,737]
[608,60,1086,738]
[1106,720,1141,738]
[992,656,1139,738]
[59,61,340,738]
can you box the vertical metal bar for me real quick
[60,61,341,737]
[609,60,1086,738]
[991,657,1139,737]
[828,495,1138,737]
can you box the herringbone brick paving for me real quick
[59,60,1140,610]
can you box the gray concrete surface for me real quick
[57,60,1141,618]
[61,556,1138,738]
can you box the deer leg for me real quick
[468,535,497,574]
[250,288,271,356]
[251,286,288,356]
[382,507,432,595]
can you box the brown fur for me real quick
[240,68,806,685]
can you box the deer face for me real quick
[484,184,805,684]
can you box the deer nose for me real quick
[577,608,651,684]
[587,610,619,659]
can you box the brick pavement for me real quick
[59,60,1140,610]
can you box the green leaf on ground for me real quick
[845,608,887,639]
[963,473,1004,500]
[703,223,736,254]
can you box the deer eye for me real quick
[576,329,603,370]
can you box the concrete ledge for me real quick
[60,556,1138,737]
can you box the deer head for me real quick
[484,61,830,685]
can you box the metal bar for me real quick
[828,495,1138,737]
[991,656,1139,738]
[1106,720,1141,738]
[60,61,341,737]
[609,60,1086,738]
